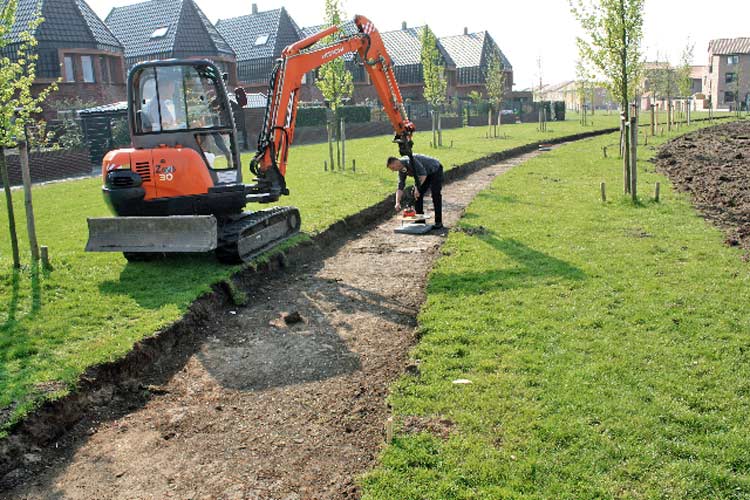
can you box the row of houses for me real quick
[3,0,515,120]
[539,37,750,112]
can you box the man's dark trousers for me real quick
[415,165,443,226]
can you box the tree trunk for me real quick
[0,147,21,268]
[488,106,493,137]
[19,140,39,261]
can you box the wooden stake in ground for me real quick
[327,121,334,173]
[0,146,21,268]
[19,139,39,261]
[630,103,638,200]
[340,118,346,172]
[622,114,631,194]
[437,111,443,147]
[650,104,656,136]
[601,181,607,203]
[654,182,660,202]
[41,245,50,269]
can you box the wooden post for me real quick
[385,416,393,443]
[654,182,661,202]
[327,121,334,173]
[19,139,39,261]
[352,159,356,172]
[437,111,443,147]
[324,160,327,172]
[630,104,638,201]
[602,146,608,159]
[650,104,656,136]
[41,245,50,269]
[601,182,607,203]
[621,114,630,194]
[0,146,21,268]
[340,118,346,172]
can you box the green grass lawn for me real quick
[362,119,750,499]
[0,117,626,435]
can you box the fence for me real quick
[3,149,91,187]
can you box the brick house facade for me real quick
[707,38,750,111]
[1,0,127,121]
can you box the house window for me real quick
[728,55,740,65]
[81,56,95,83]
[151,26,168,39]
[99,56,110,84]
[254,34,269,46]
[726,72,737,84]
[64,55,75,82]
[725,91,735,103]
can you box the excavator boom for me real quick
[248,16,416,200]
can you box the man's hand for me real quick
[395,202,402,212]
[413,187,420,200]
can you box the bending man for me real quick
[387,154,444,229]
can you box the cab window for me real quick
[133,64,230,134]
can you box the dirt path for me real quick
[7,149,545,500]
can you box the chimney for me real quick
[401,21,407,30]
[252,3,258,14]
[463,27,468,35]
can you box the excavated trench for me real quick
[1,130,613,499]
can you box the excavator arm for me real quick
[247,15,416,202]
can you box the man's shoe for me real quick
[432,223,444,230]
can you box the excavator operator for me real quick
[388,154,444,230]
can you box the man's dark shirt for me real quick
[397,154,442,191]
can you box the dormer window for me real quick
[254,34,269,46]
[150,26,169,39]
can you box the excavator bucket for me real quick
[85,215,218,253]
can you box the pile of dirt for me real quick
[655,120,750,250]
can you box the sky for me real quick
[88,0,750,89]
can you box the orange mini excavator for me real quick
[86,15,416,263]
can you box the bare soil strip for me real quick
[4,147,550,500]
[655,120,750,251]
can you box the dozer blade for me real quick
[86,216,218,253]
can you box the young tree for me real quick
[646,59,678,131]
[571,0,644,200]
[677,41,695,125]
[420,25,446,148]
[1,0,57,268]
[485,51,506,137]
[576,58,591,125]
[316,0,353,169]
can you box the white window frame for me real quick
[254,34,269,46]
[728,55,740,65]
[64,55,75,82]
[81,55,95,83]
